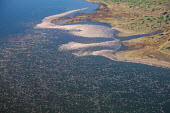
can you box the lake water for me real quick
[0,0,170,113]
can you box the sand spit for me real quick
[36,8,116,38]
[59,40,120,51]
[59,40,121,59]
[36,8,88,28]
[73,50,118,60]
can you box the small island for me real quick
[51,0,170,68]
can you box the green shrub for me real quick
[99,0,170,7]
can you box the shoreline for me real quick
[40,0,170,68]
[84,0,150,36]
[85,0,170,68]
[83,0,170,68]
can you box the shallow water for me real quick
[0,0,170,113]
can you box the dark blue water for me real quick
[0,0,170,113]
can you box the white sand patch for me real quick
[73,50,118,60]
[59,40,120,51]
[73,50,115,56]
[68,25,114,38]
[35,8,116,38]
